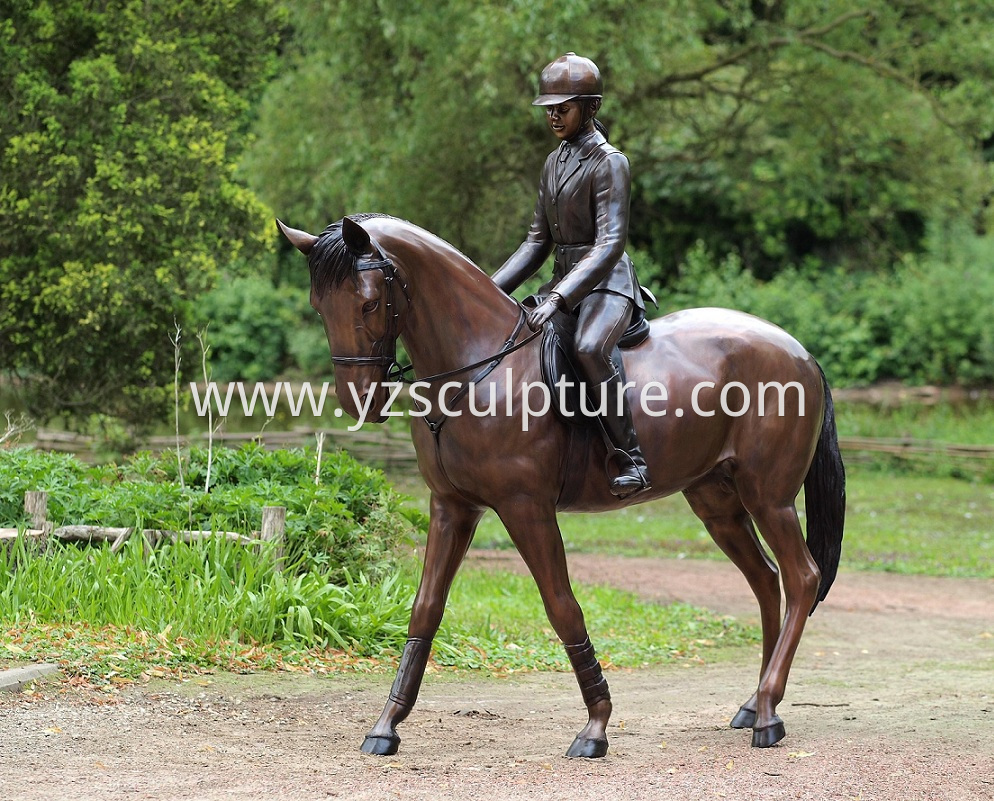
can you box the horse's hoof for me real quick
[751,718,786,748]
[566,736,608,759]
[360,733,400,756]
[730,706,756,729]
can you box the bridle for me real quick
[328,252,543,482]
[329,257,411,381]
[329,255,540,388]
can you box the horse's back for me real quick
[624,307,821,398]
[645,307,813,362]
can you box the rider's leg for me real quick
[574,292,651,497]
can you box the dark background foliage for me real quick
[3,1,993,426]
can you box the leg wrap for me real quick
[564,637,611,708]
[388,637,432,709]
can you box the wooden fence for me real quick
[28,427,994,470]
[32,426,419,471]
[839,436,994,462]
[0,490,286,562]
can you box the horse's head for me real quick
[277,215,409,423]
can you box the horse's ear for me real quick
[276,219,318,255]
[342,216,375,256]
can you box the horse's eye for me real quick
[362,300,379,315]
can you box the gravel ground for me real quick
[1,554,991,801]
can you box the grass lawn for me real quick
[436,568,754,673]
[455,465,994,579]
[835,397,994,445]
[391,400,994,578]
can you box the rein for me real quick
[391,313,540,386]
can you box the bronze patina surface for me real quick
[495,53,650,496]
[278,211,846,758]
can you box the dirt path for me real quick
[1,555,991,801]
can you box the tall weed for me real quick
[0,535,412,653]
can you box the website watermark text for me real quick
[190,375,804,432]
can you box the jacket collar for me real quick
[567,127,606,160]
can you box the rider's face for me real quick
[546,101,584,141]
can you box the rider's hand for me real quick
[527,293,563,331]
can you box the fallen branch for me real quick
[50,526,258,547]
[0,528,46,540]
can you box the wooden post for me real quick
[24,491,48,533]
[261,506,286,568]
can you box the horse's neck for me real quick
[377,226,522,379]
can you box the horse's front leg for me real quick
[496,499,612,758]
[361,494,483,756]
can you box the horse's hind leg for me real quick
[361,494,483,756]
[683,477,782,730]
[496,499,611,758]
[737,496,820,748]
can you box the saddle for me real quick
[523,296,650,427]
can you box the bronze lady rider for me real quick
[492,52,651,497]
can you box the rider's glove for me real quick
[527,292,564,331]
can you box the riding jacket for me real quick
[492,128,645,313]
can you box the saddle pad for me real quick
[539,308,646,426]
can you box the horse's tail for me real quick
[803,364,846,614]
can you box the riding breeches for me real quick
[572,291,633,384]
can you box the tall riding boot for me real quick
[595,371,651,498]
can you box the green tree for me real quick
[0,0,286,425]
[246,0,993,281]
[625,2,994,276]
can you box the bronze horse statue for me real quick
[278,213,845,756]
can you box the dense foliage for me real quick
[248,0,993,279]
[0,443,416,581]
[194,275,331,381]
[0,0,285,423]
[667,232,994,386]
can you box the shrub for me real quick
[194,273,334,381]
[194,275,305,381]
[0,444,420,583]
[664,235,994,387]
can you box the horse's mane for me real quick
[308,213,399,295]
